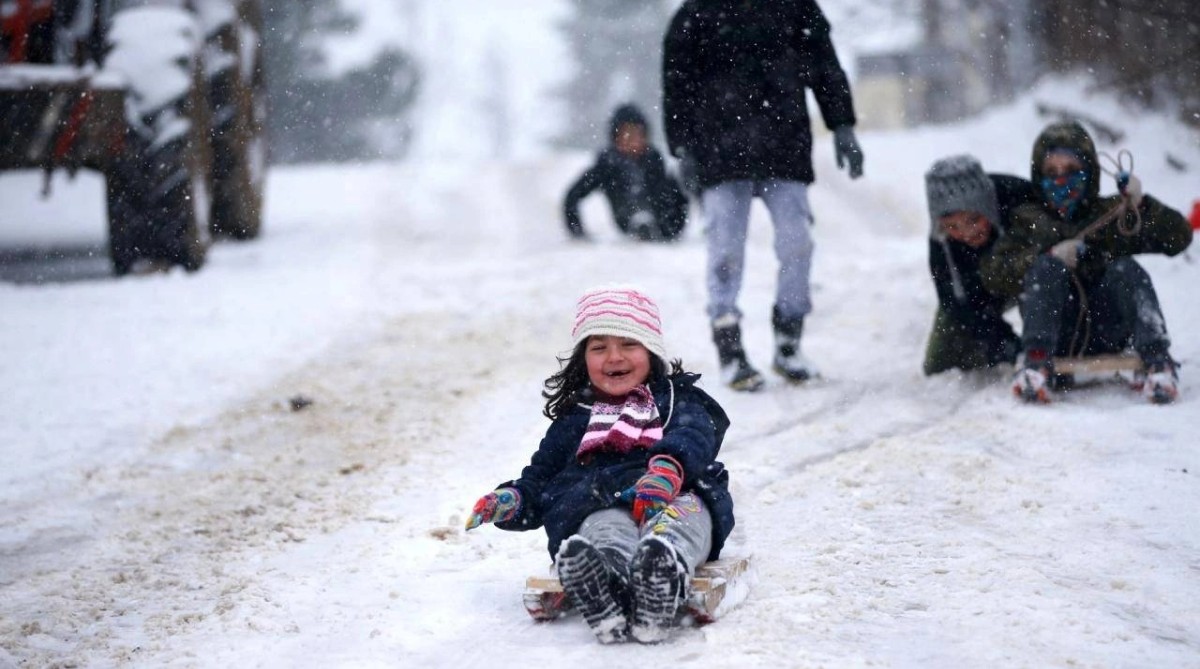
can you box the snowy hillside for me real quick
[2,67,1199,666]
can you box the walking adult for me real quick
[663,0,863,391]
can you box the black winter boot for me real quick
[1135,350,1179,405]
[556,536,631,643]
[629,537,689,644]
[1011,349,1053,404]
[712,316,764,392]
[771,307,817,382]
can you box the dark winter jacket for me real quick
[929,174,1039,342]
[563,105,686,237]
[563,146,686,237]
[981,121,1193,300]
[662,0,856,187]
[494,373,735,563]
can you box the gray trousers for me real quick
[702,179,815,322]
[1020,255,1171,359]
[574,493,713,575]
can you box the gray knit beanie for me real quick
[925,155,999,240]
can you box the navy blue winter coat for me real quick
[494,373,735,563]
[562,146,687,239]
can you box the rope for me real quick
[1067,273,1091,358]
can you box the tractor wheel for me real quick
[102,6,210,274]
[206,4,266,241]
[105,127,207,275]
[105,146,143,277]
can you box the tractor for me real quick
[0,0,266,274]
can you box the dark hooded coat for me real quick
[662,0,856,187]
[980,121,1193,301]
[493,373,735,563]
[562,105,687,239]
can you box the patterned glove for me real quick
[1048,239,1086,270]
[1117,172,1143,208]
[465,487,522,531]
[833,126,864,179]
[628,455,684,524]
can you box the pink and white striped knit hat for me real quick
[571,286,668,361]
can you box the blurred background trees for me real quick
[858,0,1199,129]
[262,0,420,164]
[256,0,1197,165]
[1030,0,1199,126]
[554,0,674,148]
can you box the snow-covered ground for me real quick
[2,72,1198,666]
[2,0,1199,660]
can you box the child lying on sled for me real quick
[465,286,734,644]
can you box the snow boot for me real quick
[1134,356,1179,405]
[771,307,818,382]
[712,316,764,392]
[1012,351,1053,404]
[629,210,658,241]
[556,536,631,644]
[629,536,689,644]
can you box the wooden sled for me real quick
[523,556,752,625]
[1052,353,1144,387]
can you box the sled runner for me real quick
[523,556,752,624]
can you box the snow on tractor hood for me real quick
[0,64,124,90]
[104,6,201,119]
[191,0,239,36]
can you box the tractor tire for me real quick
[206,5,266,241]
[102,6,210,275]
[142,130,208,271]
[105,146,144,277]
[105,127,207,275]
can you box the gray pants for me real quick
[702,179,815,322]
[574,493,713,575]
[1020,255,1171,360]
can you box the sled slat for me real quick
[1054,353,1143,375]
[525,575,563,593]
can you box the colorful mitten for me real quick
[630,455,683,524]
[465,487,522,530]
[1117,171,1143,208]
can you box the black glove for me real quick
[833,126,864,179]
[677,151,701,197]
[986,331,1021,366]
[564,209,586,239]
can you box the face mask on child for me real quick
[1042,170,1088,219]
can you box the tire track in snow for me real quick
[0,307,553,665]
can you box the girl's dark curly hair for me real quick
[542,339,685,420]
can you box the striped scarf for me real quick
[577,384,663,462]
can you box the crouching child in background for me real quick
[562,105,689,242]
[923,155,1039,375]
[465,286,734,644]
